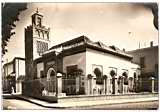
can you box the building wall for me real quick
[4,63,14,77]
[86,48,139,78]
[127,46,158,92]
[85,48,139,94]
[127,46,158,74]
[62,49,139,95]
[15,59,25,80]
[37,62,44,78]
[3,58,25,93]
[63,52,86,94]
[63,52,86,75]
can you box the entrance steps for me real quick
[58,92,158,103]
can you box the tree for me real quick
[2,3,27,55]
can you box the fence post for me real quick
[57,73,62,97]
[150,77,155,93]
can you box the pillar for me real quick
[103,78,107,95]
[112,77,118,94]
[115,77,118,94]
[108,78,112,94]
[103,79,106,94]
[107,78,111,94]
[76,76,80,94]
[150,77,155,93]
[122,76,125,94]
[87,79,91,95]
[90,78,93,94]
[93,76,97,95]
[57,73,62,97]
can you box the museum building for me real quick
[24,11,140,97]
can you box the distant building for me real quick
[3,57,25,94]
[23,11,140,97]
[127,43,158,92]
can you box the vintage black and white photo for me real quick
[1,2,159,110]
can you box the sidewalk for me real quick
[14,93,158,109]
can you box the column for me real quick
[108,78,112,94]
[150,77,155,93]
[93,76,97,95]
[76,76,80,94]
[90,78,93,95]
[92,76,95,95]
[88,78,91,95]
[122,76,125,94]
[112,77,118,94]
[104,78,108,94]
[114,77,118,94]
[57,73,62,97]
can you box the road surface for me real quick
[74,101,159,110]
[3,99,51,110]
[3,99,158,110]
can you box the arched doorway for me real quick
[47,68,57,95]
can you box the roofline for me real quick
[49,35,90,50]
[49,35,132,59]
[85,44,133,60]
[43,44,132,60]
[3,57,25,67]
[127,45,158,53]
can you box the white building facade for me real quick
[3,57,25,94]
[23,11,140,97]
[34,36,140,96]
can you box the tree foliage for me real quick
[2,3,27,55]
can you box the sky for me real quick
[3,3,158,63]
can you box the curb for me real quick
[15,95,158,109]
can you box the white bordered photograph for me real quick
[1,2,159,110]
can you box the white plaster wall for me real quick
[86,48,139,78]
[63,52,86,75]
[15,59,25,80]
[4,63,14,77]
[37,62,44,78]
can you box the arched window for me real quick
[47,68,56,80]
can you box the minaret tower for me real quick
[25,9,50,80]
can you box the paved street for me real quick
[3,99,51,110]
[3,99,158,110]
[73,101,159,110]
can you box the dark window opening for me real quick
[140,57,145,68]
[94,67,103,84]
[37,17,42,27]
[40,71,45,78]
